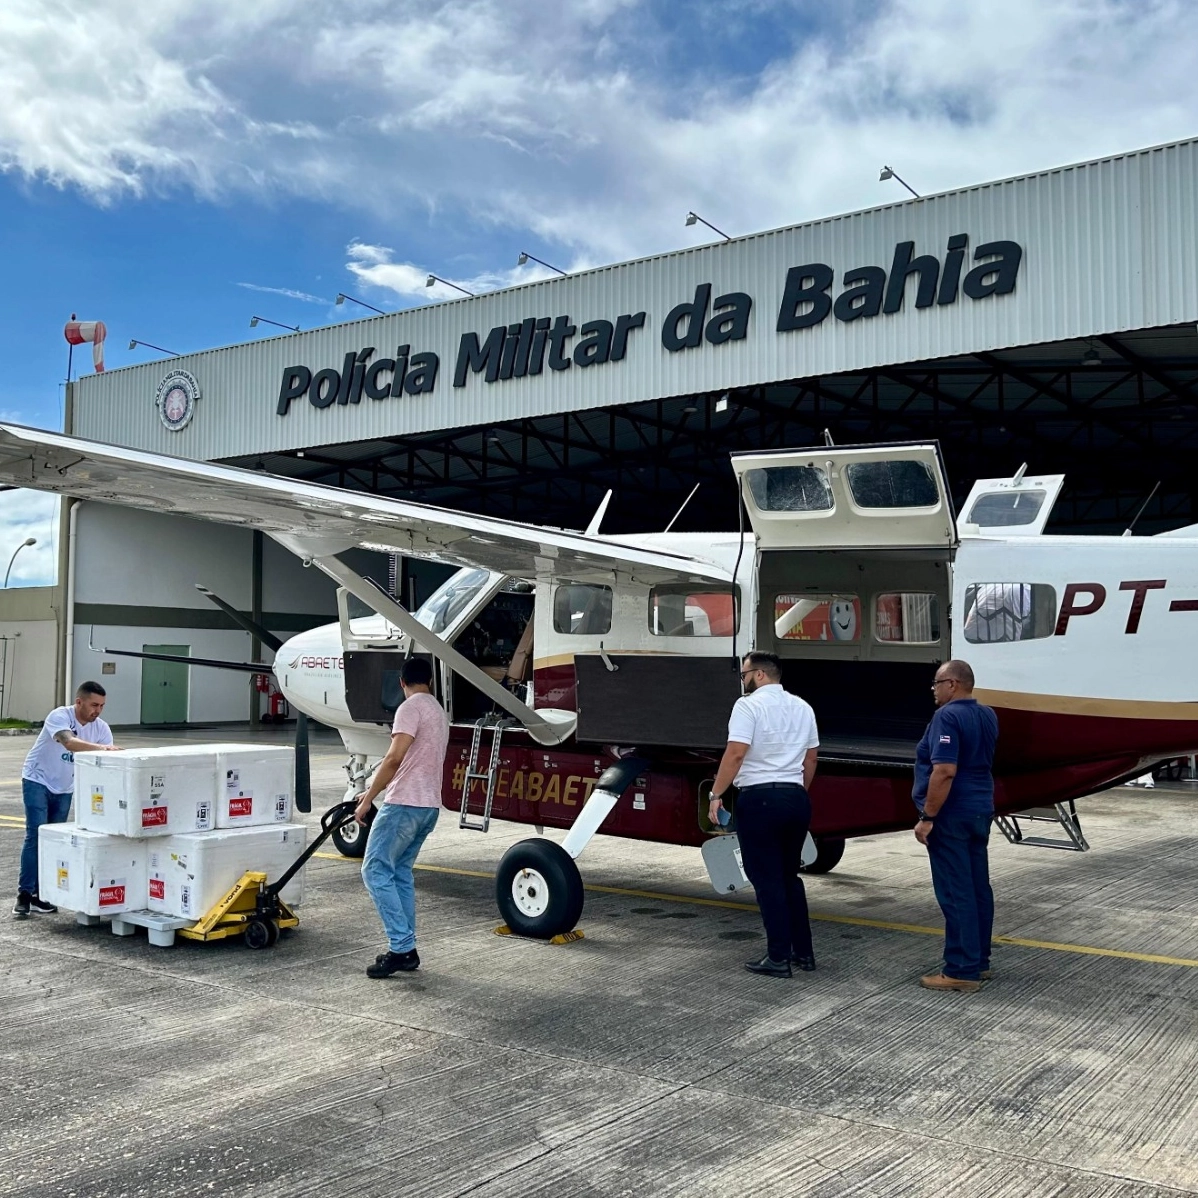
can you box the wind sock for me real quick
[64,319,107,373]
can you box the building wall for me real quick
[69,503,383,725]
[73,138,1198,461]
[0,585,60,721]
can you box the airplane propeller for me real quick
[195,585,312,814]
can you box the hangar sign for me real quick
[275,234,1022,416]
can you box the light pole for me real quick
[879,165,921,199]
[4,538,36,588]
[425,274,475,297]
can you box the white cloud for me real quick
[346,240,562,302]
[237,282,328,304]
[0,0,1195,269]
[0,490,60,588]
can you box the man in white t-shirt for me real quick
[15,681,120,918]
[709,651,819,978]
[354,656,450,978]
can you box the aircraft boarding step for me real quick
[459,716,517,832]
[994,801,1089,851]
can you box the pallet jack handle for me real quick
[265,799,361,898]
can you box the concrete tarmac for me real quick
[2,726,1197,1197]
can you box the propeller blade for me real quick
[294,711,312,814]
[196,584,285,653]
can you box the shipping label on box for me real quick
[274,794,289,822]
[98,879,127,909]
[196,800,212,831]
[229,796,253,819]
[90,787,104,816]
[55,859,70,891]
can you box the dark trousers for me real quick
[736,784,814,962]
[925,813,994,980]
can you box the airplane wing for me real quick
[0,424,730,586]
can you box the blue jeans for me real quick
[361,803,440,953]
[20,780,72,895]
[925,812,994,981]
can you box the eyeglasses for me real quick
[931,678,954,689]
[739,669,761,681]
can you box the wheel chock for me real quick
[493,924,585,944]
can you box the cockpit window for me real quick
[744,465,833,512]
[413,568,492,634]
[966,490,1047,527]
[845,460,939,509]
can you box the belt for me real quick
[737,782,805,793]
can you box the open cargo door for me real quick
[730,442,956,551]
[959,469,1064,536]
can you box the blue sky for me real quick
[1,0,1195,585]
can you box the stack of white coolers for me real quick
[38,744,308,924]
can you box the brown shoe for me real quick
[920,972,981,992]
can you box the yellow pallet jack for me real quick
[102,800,359,949]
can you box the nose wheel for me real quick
[496,839,584,939]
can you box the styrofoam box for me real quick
[214,745,294,829]
[146,824,308,920]
[75,746,221,838]
[38,823,147,916]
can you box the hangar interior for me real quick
[226,323,1198,538]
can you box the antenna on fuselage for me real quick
[585,489,613,536]
[823,429,834,446]
[664,482,701,532]
[1122,480,1161,537]
[1012,463,1028,485]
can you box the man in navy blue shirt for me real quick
[912,659,998,992]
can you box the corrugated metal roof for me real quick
[75,137,1198,462]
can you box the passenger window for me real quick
[649,586,739,637]
[745,465,833,512]
[875,593,941,644]
[845,460,939,509]
[963,583,1058,643]
[774,593,861,642]
[966,490,1047,527]
[553,584,613,635]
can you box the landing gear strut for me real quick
[495,755,647,939]
[330,753,376,858]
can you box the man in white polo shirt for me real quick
[15,681,120,918]
[709,651,819,978]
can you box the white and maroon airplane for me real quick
[1,426,1195,938]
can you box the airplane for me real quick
[1,424,1196,940]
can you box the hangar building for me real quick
[3,136,1196,726]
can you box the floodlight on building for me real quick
[336,292,386,314]
[250,316,300,332]
[425,274,475,297]
[517,251,567,276]
[128,339,180,356]
[1081,347,1102,367]
[684,212,731,241]
[879,165,920,199]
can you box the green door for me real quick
[141,645,190,725]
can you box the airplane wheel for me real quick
[331,806,371,858]
[801,837,846,874]
[496,839,584,939]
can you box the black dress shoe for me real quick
[744,955,792,977]
[791,954,816,972]
[367,949,420,977]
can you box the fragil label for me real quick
[99,881,126,907]
[229,796,253,818]
[149,877,165,901]
[142,805,169,829]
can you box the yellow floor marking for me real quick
[310,851,1198,969]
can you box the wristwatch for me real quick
[918,812,935,822]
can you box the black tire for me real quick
[331,805,371,858]
[495,838,584,939]
[244,917,274,949]
[800,836,846,875]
